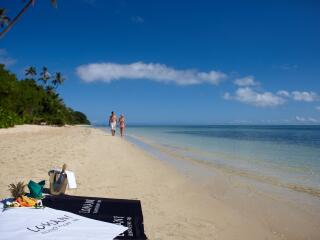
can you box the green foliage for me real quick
[0,64,90,128]
[72,111,91,125]
[0,108,21,128]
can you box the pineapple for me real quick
[8,182,26,199]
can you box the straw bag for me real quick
[48,164,68,195]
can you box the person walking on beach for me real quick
[108,111,117,136]
[119,114,125,137]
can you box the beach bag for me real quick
[48,164,68,195]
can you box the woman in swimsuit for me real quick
[119,114,125,137]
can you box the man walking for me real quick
[108,111,117,136]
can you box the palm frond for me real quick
[0,8,6,16]
[0,8,10,28]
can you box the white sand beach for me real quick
[1,125,320,240]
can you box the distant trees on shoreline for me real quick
[0,1,90,128]
[0,64,90,128]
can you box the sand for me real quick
[1,125,320,240]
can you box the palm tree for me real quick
[0,0,57,39]
[45,85,55,94]
[52,72,64,88]
[39,66,50,86]
[25,66,37,79]
[0,8,10,28]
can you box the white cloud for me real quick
[295,116,318,123]
[224,87,285,107]
[292,91,318,102]
[295,116,306,122]
[131,16,144,23]
[277,90,319,102]
[223,92,231,100]
[277,90,290,97]
[308,117,318,123]
[233,76,259,87]
[76,62,227,85]
[0,49,16,66]
[279,64,298,70]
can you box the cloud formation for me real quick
[316,106,320,111]
[277,90,290,97]
[131,16,144,23]
[76,62,227,85]
[225,87,319,107]
[0,49,16,66]
[291,91,318,102]
[233,76,259,87]
[224,87,285,107]
[295,116,318,123]
[272,64,298,70]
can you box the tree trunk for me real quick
[0,0,33,39]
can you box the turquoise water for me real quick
[124,125,320,194]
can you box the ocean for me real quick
[121,125,320,197]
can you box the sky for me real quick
[1,0,320,124]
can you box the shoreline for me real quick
[1,125,320,239]
[127,134,320,198]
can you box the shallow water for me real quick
[121,125,320,196]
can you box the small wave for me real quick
[131,135,320,198]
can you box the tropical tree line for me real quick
[25,66,64,92]
[0,64,90,128]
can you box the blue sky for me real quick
[1,0,320,124]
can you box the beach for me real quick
[1,125,320,240]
